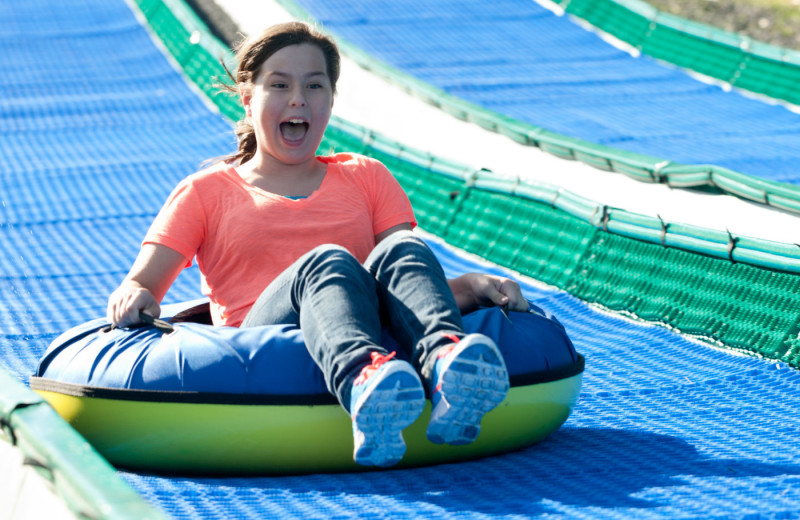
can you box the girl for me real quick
[107,22,528,468]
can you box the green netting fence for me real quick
[133,0,800,369]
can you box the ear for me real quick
[239,86,252,117]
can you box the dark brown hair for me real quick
[220,22,340,165]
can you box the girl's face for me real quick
[242,43,334,169]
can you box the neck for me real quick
[243,153,320,179]
[237,154,326,197]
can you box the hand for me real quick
[105,243,186,327]
[106,282,161,328]
[449,273,529,314]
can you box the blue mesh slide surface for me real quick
[2,1,800,519]
[291,0,800,186]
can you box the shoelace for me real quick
[354,351,397,385]
[436,333,462,359]
[433,334,464,393]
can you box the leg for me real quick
[242,244,397,409]
[363,230,464,379]
[364,231,509,444]
[242,244,424,466]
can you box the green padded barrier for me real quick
[560,0,800,107]
[641,18,745,81]
[131,0,800,369]
[735,46,800,104]
[0,369,167,520]
[561,0,654,46]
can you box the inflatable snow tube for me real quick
[31,300,584,475]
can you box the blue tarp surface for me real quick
[1,1,800,518]
[292,0,800,185]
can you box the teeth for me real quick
[287,119,305,124]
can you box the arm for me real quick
[375,222,413,243]
[106,243,188,327]
[375,225,527,315]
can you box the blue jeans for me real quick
[240,231,465,412]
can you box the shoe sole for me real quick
[427,335,509,445]
[352,363,425,467]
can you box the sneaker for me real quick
[426,334,509,445]
[349,351,425,467]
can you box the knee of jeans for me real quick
[303,244,363,275]
[368,230,428,265]
[307,243,349,258]
[380,229,417,246]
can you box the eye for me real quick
[271,82,288,89]
[307,83,323,90]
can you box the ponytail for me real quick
[231,120,257,165]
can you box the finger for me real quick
[142,300,161,320]
[118,305,141,328]
[498,279,529,311]
[115,293,144,327]
[511,297,529,312]
[486,285,509,307]
[111,301,131,327]
[106,303,117,325]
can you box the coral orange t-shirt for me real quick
[143,153,417,326]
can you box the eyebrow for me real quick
[267,71,327,79]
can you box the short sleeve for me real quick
[142,176,207,265]
[366,159,417,235]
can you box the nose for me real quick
[289,86,306,107]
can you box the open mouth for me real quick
[280,119,309,143]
